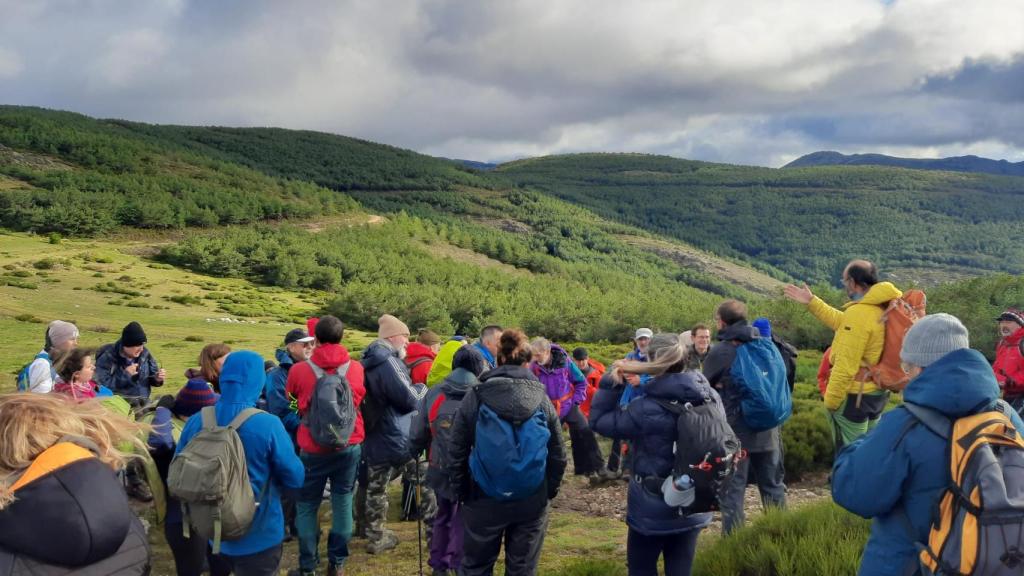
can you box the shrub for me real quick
[14,314,42,323]
[167,294,203,306]
[10,270,32,278]
[125,300,152,308]
[692,501,871,576]
[48,232,61,244]
[32,258,56,270]
[184,335,204,342]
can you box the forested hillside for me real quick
[497,153,1024,283]
[786,150,1024,177]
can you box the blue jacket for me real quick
[591,370,716,535]
[176,351,305,557]
[94,340,161,402]
[832,348,1024,576]
[264,348,300,438]
[361,340,426,466]
[473,342,496,370]
[619,348,651,405]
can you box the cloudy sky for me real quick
[1,0,1022,167]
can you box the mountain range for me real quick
[784,150,1024,177]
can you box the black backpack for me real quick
[655,394,742,513]
[771,335,798,392]
[304,361,356,449]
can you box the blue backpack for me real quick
[16,352,54,392]
[730,338,792,431]
[469,402,550,501]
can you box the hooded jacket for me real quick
[448,365,567,503]
[591,371,716,535]
[404,342,437,386]
[361,340,425,467]
[831,348,1024,576]
[409,368,479,500]
[530,345,588,420]
[176,351,304,557]
[286,343,366,455]
[703,321,780,452]
[264,348,300,438]
[578,358,606,418]
[426,340,466,387]
[94,340,161,402]
[0,441,150,575]
[994,326,1024,397]
[807,282,903,410]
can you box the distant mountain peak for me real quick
[784,151,1024,177]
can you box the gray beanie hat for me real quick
[900,313,969,368]
[46,320,79,349]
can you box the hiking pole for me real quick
[415,457,424,576]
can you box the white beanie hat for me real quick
[900,313,969,368]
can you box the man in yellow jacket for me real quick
[785,260,903,450]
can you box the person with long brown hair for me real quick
[199,343,231,392]
[448,329,567,576]
[0,394,151,574]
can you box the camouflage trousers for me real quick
[361,459,436,546]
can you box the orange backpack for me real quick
[857,289,927,393]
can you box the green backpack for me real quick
[167,406,264,553]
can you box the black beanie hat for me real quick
[122,321,148,347]
[572,347,589,361]
[453,346,488,378]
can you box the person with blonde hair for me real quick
[591,333,722,576]
[0,393,151,574]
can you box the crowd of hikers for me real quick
[2,258,1024,576]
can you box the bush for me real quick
[14,314,42,323]
[48,232,61,244]
[167,294,202,306]
[782,400,834,480]
[693,501,871,576]
[32,258,56,270]
[184,335,204,342]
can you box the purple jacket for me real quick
[530,344,587,419]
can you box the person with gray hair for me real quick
[590,333,720,576]
[832,313,1024,576]
[16,320,79,393]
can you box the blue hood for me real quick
[645,371,716,405]
[902,348,1000,418]
[216,351,266,421]
[361,340,397,370]
[274,348,294,369]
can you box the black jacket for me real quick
[361,340,425,466]
[448,365,567,502]
[94,340,162,403]
[0,443,150,575]
[409,368,479,500]
[703,321,780,452]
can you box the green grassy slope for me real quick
[496,153,1024,283]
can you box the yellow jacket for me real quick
[809,282,903,410]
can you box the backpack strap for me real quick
[227,407,263,430]
[200,406,218,431]
[306,359,325,379]
[406,357,431,371]
[428,393,447,424]
[902,402,951,440]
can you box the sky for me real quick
[1,0,1022,167]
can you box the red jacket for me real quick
[286,343,366,454]
[994,327,1024,398]
[578,358,605,418]
[404,342,436,386]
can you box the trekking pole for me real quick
[414,456,424,576]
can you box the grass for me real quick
[0,231,374,389]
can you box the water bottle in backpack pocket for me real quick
[469,402,550,501]
[303,360,356,449]
[730,338,792,431]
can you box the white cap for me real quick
[635,328,653,340]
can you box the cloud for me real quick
[0,0,1023,166]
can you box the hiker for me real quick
[52,346,100,400]
[0,393,151,575]
[406,329,441,385]
[473,325,503,370]
[571,347,605,418]
[147,380,230,576]
[784,260,903,448]
[17,319,78,393]
[591,333,724,576]
[266,328,315,441]
[607,328,653,479]
[409,347,487,575]
[704,300,787,534]
[684,324,712,371]
[285,316,366,576]
[530,338,606,482]
[199,343,231,393]
[95,321,166,407]
[425,338,468,387]
[832,314,1024,576]
[993,309,1024,412]
[752,318,799,391]
[449,329,567,576]
[175,351,304,576]
[360,314,428,554]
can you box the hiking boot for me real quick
[126,477,153,502]
[326,563,340,576]
[366,531,399,554]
